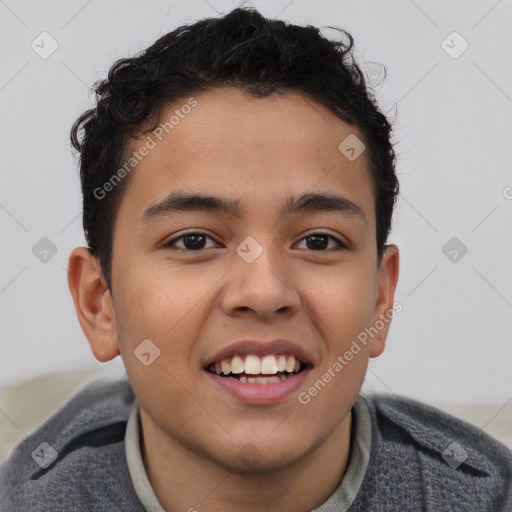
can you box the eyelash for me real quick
[162,231,347,252]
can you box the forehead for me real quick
[116,87,375,228]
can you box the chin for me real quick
[225,452,304,475]
[210,437,313,475]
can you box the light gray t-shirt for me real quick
[125,395,372,511]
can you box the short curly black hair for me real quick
[71,6,399,294]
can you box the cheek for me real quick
[116,259,203,330]
[304,268,375,348]
[119,267,220,368]
[115,270,204,410]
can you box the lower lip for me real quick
[204,368,312,405]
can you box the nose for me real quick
[220,238,301,320]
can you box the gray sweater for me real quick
[1,374,511,511]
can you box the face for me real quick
[72,87,399,473]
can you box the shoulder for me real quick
[0,374,140,511]
[357,393,512,510]
[366,393,512,464]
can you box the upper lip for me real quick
[203,339,314,369]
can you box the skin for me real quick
[68,87,399,511]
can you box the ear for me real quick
[67,247,120,362]
[369,244,399,358]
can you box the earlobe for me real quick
[369,244,400,358]
[67,247,120,362]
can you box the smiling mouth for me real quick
[206,353,308,384]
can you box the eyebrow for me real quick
[139,190,366,226]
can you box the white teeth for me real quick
[245,355,261,375]
[231,355,244,374]
[209,353,305,378]
[246,376,282,384]
[221,360,231,375]
[261,355,279,374]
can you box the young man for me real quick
[1,6,511,511]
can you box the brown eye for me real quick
[163,233,217,251]
[295,233,345,251]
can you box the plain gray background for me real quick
[1,0,511,409]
